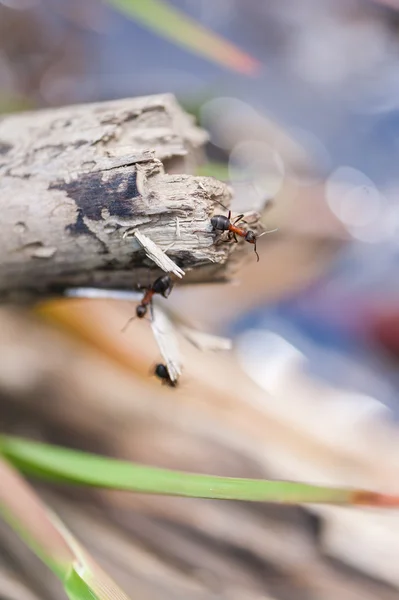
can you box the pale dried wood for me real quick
[0,94,251,302]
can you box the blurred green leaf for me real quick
[0,455,132,600]
[0,435,366,505]
[103,0,261,75]
[196,161,231,181]
[64,563,131,600]
[0,455,73,580]
[0,94,34,114]
[64,568,99,600]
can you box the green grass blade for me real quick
[0,435,357,505]
[64,568,99,600]
[0,455,74,580]
[64,561,131,600]
[51,511,132,600]
[0,454,132,600]
[103,0,260,74]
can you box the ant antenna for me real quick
[213,198,230,212]
[253,227,278,262]
[258,227,279,237]
[121,315,136,333]
[121,311,153,332]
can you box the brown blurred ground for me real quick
[2,3,399,599]
[2,212,399,600]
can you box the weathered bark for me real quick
[0,94,248,301]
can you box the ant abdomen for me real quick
[211,215,230,231]
[151,274,173,298]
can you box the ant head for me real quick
[154,363,178,387]
[155,363,168,379]
[245,230,256,244]
[136,304,147,318]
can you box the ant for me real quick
[154,363,178,387]
[121,274,173,332]
[210,210,260,262]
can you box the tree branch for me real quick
[0,94,251,301]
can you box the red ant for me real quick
[122,274,173,332]
[210,211,260,262]
[196,198,273,261]
[154,363,178,387]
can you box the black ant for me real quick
[121,274,173,332]
[136,274,173,318]
[196,198,271,261]
[210,210,260,262]
[154,363,178,387]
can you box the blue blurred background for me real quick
[3,0,399,415]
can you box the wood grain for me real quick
[0,94,251,301]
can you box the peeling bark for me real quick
[0,94,251,301]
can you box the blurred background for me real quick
[3,1,399,599]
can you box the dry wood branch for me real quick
[0,94,253,301]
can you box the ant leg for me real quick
[213,198,230,213]
[121,315,136,333]
[232,214,245,225]
[193,229,213,243]
[214,231,227,246]
[233,233,238,243]
[216,232,235,246]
